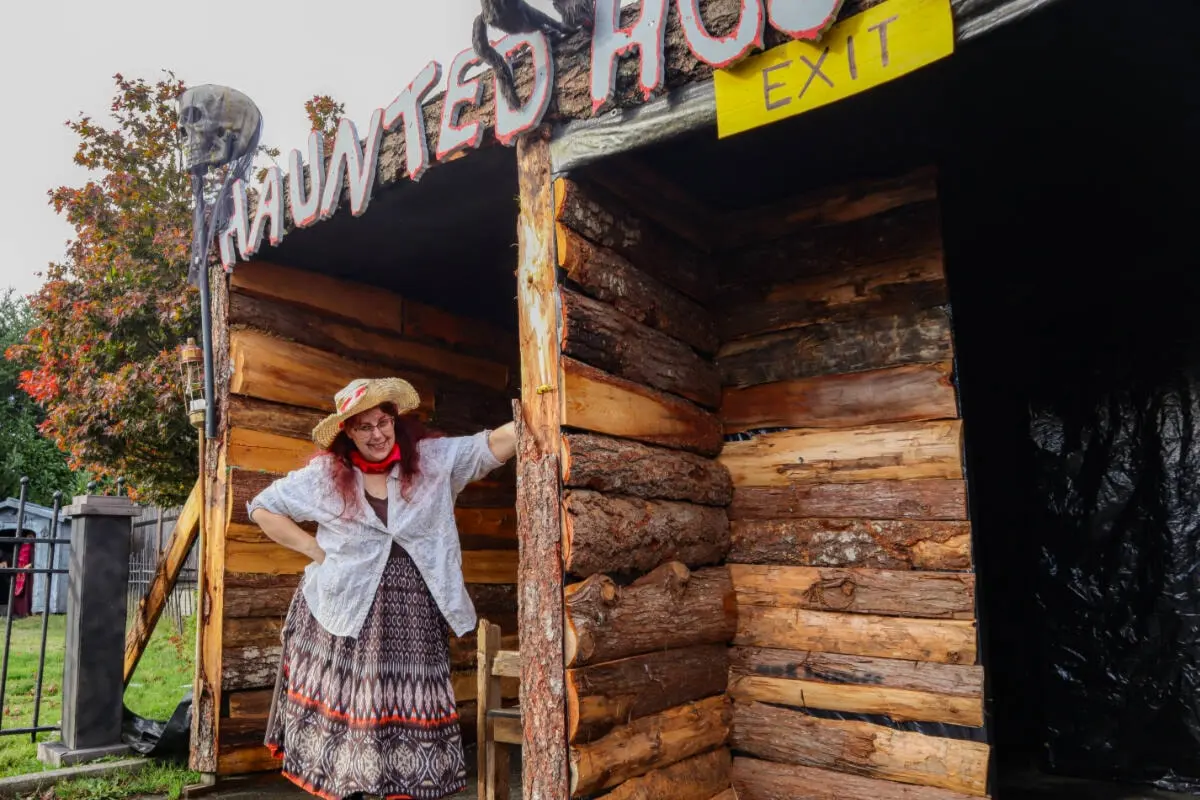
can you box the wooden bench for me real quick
[476,618,521,800]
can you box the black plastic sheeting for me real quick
[1028,370,1200,794]
[121,691,192,763]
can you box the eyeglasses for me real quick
[349,416,394,437]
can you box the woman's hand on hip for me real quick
[250,507,326,565]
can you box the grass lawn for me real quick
[0,606,202,798]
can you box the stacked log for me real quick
[552,174,736,798]
[715,167,990,798]
[212,261,520,776]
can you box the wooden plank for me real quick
[729,480,968,521]
[231,260,404,335]
[229,328,437,416]
[565,562,735,668]
[492,651,521,679]
[599,748,732,800]
[729,518,972,571]
[402,298,519,364]
[515,133,568,800]
[228,395,325,441]
[722,363,958,434]
[720,420,964,487]
[561,432,731,506]
[225,525,312,576]
[223,616,283,649]
[735,606,977,665]
[732,757,982,800]
[729,647,983,698]
[492,712,523,745]
[566,643,728,743]
[562,356,724,457]
[216,743,279,776]
[729,565,975,619]
[227,689,273,719]
[123,479,201,685]
[223,575,299,619]
[560,287,720,408]
[554,177,716,304]
[569,695,730,797]
[717,307,954,389]
[451,632,519,671]
[230,290,509,390]
[719,252,947,341]
[557,226,717,355]
[728,673,983,727]
[453,669,519,702]
[227,428,315,474]
[722,167,938,247]
[731,701,989,796]
[222,642,281,692]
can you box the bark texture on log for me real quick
[555,177,715,303]
[557,227,718,355]
[227,689,273,719]
[563,490,729,578]
[718,253,947,341]
[228,395,325,441]
[729,518,972,571]
[515,132,567,800]
[567,643,729,743]
[720,420,964,487]
[227,427,315,474]
[722,201,942,289]
[729,480,968,521]
[729,565,975,619]
[728,673,983,727]
[729,647,983,698]
[222,644,281,692]
[569,695,731,797]
[223,577,299,619]
[717,307,954,389]
[731,701,989,796]
[736,606,977,665]
[562,433,731,505]
[565,562,735,668]
[722,363,958,434]
[562,357,724,456]
[561,288,721,408]
[597,748,732,800]
[732,757,981,800]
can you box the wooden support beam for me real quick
[123,479,201,685]
[565,562,735,668]
[561,432,731,505]
[562,489,729,578]
[514,132,568,800]
[732,756,982,800]
[717,307,954,389]
[598,748,732,800]
[729,564,975,619]
[735,606,977,665]
[722,363,958,435]
[560,287,720,408]
[569,695,730,797]
[729,518,972,571]
[730,701,989,797]
[557,227,718,355]
[562,357,724,457]
[720,420,964,487]
[729,479,968,521]
[566,643,728,743]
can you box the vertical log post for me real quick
[515,128,569,800]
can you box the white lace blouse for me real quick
[246,430,505,639]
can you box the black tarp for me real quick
[1029,371,1200,793]
[121,692,192,763]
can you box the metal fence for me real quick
[0,479,67,742]
[127,503,198,635]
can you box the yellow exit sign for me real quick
[714,0,955,138]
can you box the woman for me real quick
[11,531,34,619]
[248,377,515,800]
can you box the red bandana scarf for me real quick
[349,443,401,474]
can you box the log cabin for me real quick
[183,0,1199,797]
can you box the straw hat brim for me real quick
[312,378,421,449]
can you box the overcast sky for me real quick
[0,0,557,297]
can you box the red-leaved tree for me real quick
[7,72,343,505]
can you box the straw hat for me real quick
[312,377,421,449]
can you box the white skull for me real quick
[177,84,262,172]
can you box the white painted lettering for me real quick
[320,109,386,219]
[591,0,669,112]
[218,179,249,269]
[767,0,844,40]
[678,0,765,69]
[436,48,486,161]
[493,31,554,146]
[384,60,443,181]
[288,131,324,229]
[244,166,284,258]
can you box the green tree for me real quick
[0,290,75,505]
[7,72,343,506]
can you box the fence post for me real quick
[37,494,139,767]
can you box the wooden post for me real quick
[476,619,510,800]
[514,128,568,800]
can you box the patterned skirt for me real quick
[265,543,467,800]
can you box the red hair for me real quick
[309,402,443,517]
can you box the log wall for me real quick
[714,168,991,799]
[208,261,520,775]
[552,174,738,799]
